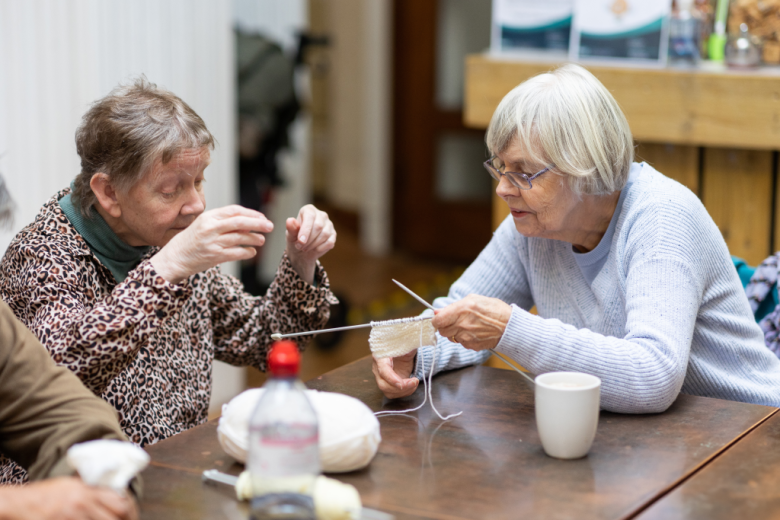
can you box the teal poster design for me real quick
[491,0,574,53]
[570,0,671,64]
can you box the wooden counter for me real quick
[464,55,780,265]
[464,55,780,150]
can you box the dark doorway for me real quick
[392,0,493,262]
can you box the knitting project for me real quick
[370,315,462,421]
[368,316,436,359]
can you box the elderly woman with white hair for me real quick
[0,78,338,482]
[373,64,780,411]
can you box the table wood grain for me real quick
[140,357,776,520]
[637,408,780,520]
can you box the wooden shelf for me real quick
[464,54,780,150]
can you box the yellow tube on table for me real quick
[235,471,362,520]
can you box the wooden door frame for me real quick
[392,0,492,261]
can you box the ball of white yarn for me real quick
[217,388,381,473]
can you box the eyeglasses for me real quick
[483,156,552,190]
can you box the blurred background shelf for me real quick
[465,55,780,266]
[465,55,780,149]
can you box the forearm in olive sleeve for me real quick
[0,301,127,480]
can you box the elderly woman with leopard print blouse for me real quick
[0,78,338,482]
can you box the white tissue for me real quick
[218,389,381,473]
[67,440,150,492]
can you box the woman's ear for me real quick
[89,173,122,218]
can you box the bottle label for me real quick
[248,422,320,479]
[255,436,319,476]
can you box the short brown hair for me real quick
[72,76,215,216]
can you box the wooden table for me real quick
[140,357,777,520]
[637,410,780,519]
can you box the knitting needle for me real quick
[271,280,433,341]
[392,280,536,386]
[202,469,237,487]
[392,279,436,311]
[271,316,434,341]
[489,350,536,386]
[272,280,437,341]
[271,323,372,340]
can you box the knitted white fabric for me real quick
[414,162,780,412]
[369,316,436,359]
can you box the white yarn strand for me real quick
[425,333,462,421]
[374,323,462,421]
[373,323,429,417]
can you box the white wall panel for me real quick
[0,0,235,254]
[0,0,240,413]
[327,0,392,255]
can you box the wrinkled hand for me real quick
[0,477,138,520]
[433,294,512,352]
[151,205,273,284]
[372,351,419,399]
[285,204,336,284]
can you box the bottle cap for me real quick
[268,341,300,377]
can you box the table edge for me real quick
[621,407,780,520]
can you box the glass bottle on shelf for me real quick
[725,23,762,69]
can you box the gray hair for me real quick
[486,64,634,196]
[72,76,215,216]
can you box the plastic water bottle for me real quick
[248,341,320,520]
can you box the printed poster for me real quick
[491,0,574,54]
[570,0,672,65]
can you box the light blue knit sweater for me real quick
[416,163,780,413]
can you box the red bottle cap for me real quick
[268,341,300,377]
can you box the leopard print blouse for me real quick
[0,188,338,483]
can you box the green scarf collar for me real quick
[59,188,150,283]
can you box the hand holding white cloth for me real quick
[67,440,150,493]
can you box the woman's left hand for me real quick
[285,204,337,284]
[432,295,512,351]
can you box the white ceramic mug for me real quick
[534,372,601,459]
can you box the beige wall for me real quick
[312,0,392,254]
[327,0,367,212]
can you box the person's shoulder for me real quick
[622,162,708,225]
[4,188,89,264]
[628,162,700,204]
[618,163,725,263]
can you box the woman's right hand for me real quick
[0,477,138,520]
[371,351,419,399]
[151,205,273,284]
